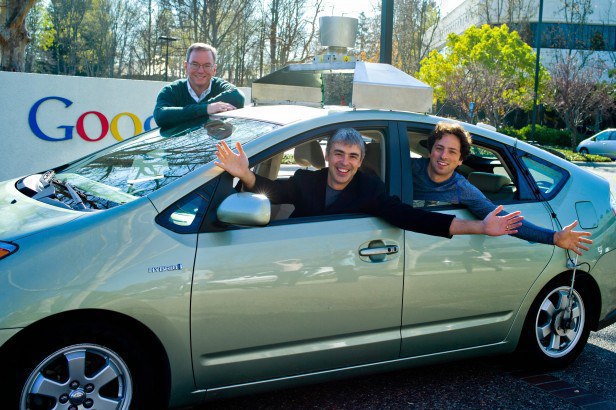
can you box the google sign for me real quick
[28,96,157,142]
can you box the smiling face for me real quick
[184,49,217,95]
[325,141,364,190]
[427,133,463,183]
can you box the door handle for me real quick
[359,245,399,256]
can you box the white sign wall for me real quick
[0,71,251,181]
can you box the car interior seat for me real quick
[467,172,516,201]
[294,140,325,169]
[359,143,382,179]
[271,140,325,221]
[254,153,283,180]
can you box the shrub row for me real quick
[499,125,573,147]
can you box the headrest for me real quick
[294,140,325,169]
[361,143,381,176]
[468,172,511,193]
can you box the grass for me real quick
[538,146,613,162]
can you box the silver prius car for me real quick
[1,106,615,409]
[577,129,616,160]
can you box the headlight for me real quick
[0,242,18,260]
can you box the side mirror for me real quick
[217,192,271,226]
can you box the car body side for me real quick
[0,109,615,408]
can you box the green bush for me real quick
[499,126,611,161]
[499,126,522,139]
[517,125,571,147]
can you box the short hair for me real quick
[186,43,217,64]
[427,122,473,160]
[326,128,365,159]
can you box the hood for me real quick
[0,178,83,241]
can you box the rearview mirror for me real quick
[217,192,271,226]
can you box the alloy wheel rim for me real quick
[20,343,132,410]
[534,286,585,358]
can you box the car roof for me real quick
[214,105,330,125]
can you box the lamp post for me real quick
[158,35,178,81]
[380,0,394,64]
[531,0,544,141]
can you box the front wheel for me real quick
[21,343,132,410]
[579,147,589,155]
[5,323,168,410]
[518,281,591,369]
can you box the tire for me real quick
[6,322,168,410]
[517,278,591,369]
[579,148,589,155]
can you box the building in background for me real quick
[432,0,616,76]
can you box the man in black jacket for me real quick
[215,128,523,238]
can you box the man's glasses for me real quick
[188,62,215,70]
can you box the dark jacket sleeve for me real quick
[251,173,303,205]
[373,191,455,238]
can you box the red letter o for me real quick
[76,111,109,142]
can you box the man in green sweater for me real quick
[154,43,245,128]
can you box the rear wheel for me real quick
[518,279,591,369]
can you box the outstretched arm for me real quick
[215,141,256,190]
[449,205,523,236]
[554,220,593,256]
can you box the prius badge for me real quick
[148,264,183,273]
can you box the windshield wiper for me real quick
[51,177,98,211]
[65,182,87,210]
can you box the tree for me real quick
[417,24,548,127]
[0,0,38,71]
[356,11,380,62]
[24,2,56,73]
[544,0,616,141]
[473,0,535,42]
[267,0,324,71]
[546,55,615,147]
[393,0,441,73]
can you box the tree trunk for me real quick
[0,0,37,71]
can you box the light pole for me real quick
[531,0,544,141]
[158,35,178,81]
[380,0,394,64]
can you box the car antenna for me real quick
[564,253,579,330]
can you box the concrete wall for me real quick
[0,72,251,181]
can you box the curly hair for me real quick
[427,122,473,160]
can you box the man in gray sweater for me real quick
[154,43,244,128]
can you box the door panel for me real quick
[191,216,404,389]
[400,205,554,357]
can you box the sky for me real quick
[322,0,465,18]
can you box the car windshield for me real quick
[53,117,278,208]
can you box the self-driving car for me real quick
[1,105,615,409]
[577,129,616,159]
